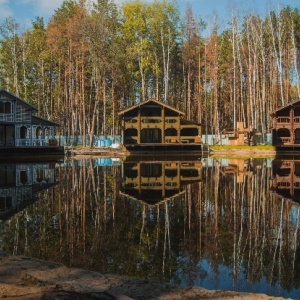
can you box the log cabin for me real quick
[120,160,202,205]
[271,100,300,148]
[118,99,204,152]
[270,159,300,203]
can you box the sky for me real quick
[1,0,299,28]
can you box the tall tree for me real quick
[0,17,21,95]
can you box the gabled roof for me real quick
[0,90,38,111]
[32,115,60,126]
[180,118,203,126]
[118,99,184,116]
[271,99,300,116]
[119,190,185,207]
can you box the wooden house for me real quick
[0,162,57,220]
[270,159,300,202]
[118,99,203,151]
[0,90,63,156]
[120,160,202,205]
[271,100,300,148]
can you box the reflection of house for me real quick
[0,90,63,155]
[219,159,252,183]
[118,99,203,151]
[0,163,57,220]
[271,100,300,148]
[270,159,300,202]
[120,161,202,205]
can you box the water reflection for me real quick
[0,162,57,220]
[121,160,201,205]
[0,157,300,298]
[271,159,300,202]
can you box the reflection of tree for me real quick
[1,158,300,293]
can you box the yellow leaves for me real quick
[121,1,147,42]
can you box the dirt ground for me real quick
[0,251,291,300]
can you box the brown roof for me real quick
[118,99,184,116]
[271,99,300,116]
[180,118,203,126]
[32,115,60,126]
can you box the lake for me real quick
[0,156,299,299]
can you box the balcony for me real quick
[276,137,291,145]
[141,117,162,124]
[276,117,291,124]
[0,113,14,122]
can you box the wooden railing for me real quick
[276,137,291,144]
[0,113,13,122]
[276,117,291,124]
[15,138,58,147]
[141,117,162,123]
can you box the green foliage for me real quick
[0,1,299,137]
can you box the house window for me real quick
[294,129,300,144]
[36,126,43,138]
[16,104,31,122]
[0,101,13,122]
[124,128,138,144]
[141,128,161,143]
[20,126,28,139]
[295,163,300,176]
[5,102,11,113]
[277,128,290,138]
[0,196,12,210]
[141,107,161,117]
[0,102,4,113]
[165,128,177,136]
[181,128,199,136]
[44,127,50,138]
[20,170,28,185]
[140,163,162,178]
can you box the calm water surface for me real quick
[0,156,300,299]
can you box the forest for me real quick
[0,0,300,145]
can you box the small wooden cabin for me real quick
[118,99,203,151]
[271,100,300,147]
[120,160,202,205]
[0,90,63,155]
[270,159,300,202]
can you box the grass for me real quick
[210,144,275,150]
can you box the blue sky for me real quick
[1,0,299,27]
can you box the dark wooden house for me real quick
[118,99,203,151]
[271,100,300,148]
[270,159,300,202]
[0,90,63,156]
[120,160,202,205]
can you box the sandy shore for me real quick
[0,251,291,300]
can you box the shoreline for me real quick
[0,252,290,300]
[66,145,277,159]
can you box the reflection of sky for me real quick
[175,259,299,298]
[290,206,299,227]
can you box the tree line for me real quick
[1,0,300,144]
